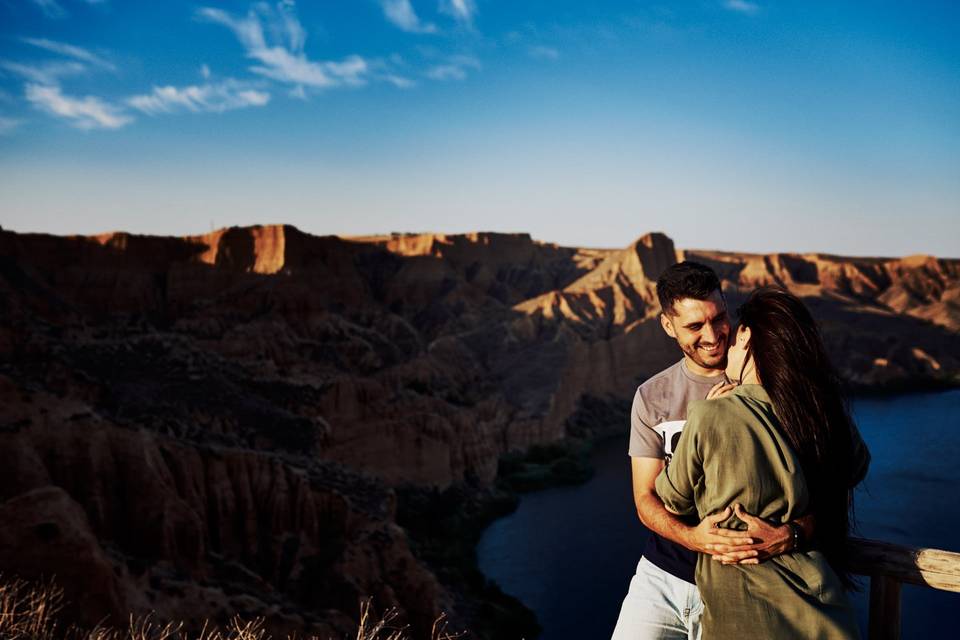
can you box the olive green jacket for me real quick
[655,384,868,639]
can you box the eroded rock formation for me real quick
[0,225,957,636]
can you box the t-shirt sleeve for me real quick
[654,401,706,517]
[628,387,663,458]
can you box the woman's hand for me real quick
[684,506,756,555]
[708,503,794,565]
[706,381,737,400]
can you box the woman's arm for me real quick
[654,402,706,517]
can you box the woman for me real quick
[655,286,870,638]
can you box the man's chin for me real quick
[691,352,727,371]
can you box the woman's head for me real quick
[728,287,828,386]
[733,286,859,585]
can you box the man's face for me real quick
[660,291,731,373]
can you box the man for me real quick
[611,261,812,640]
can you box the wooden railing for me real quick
[848,537,960,640]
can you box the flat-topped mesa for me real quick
[187,224,289,274]
[187,224,363,275]
[0,229,205,271]
[0,225,306,275]
[354,231,541,265]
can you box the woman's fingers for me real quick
[710,527,753,539]
[706,382,737,400]
[705,543,759,555]
[711,550,760,563]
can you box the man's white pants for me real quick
[610,557,703,640]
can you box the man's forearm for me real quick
[635,491,693,550]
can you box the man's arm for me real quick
[706,506,815,565]
[631,457,751,554]
[628,383,805,562]
[633,457,813,562]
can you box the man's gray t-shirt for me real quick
[629,358,728,583]
[629,359,727,459]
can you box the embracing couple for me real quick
[611,262,870,639]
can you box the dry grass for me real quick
[0,577,464,640]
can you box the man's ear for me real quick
[660,312,677,338]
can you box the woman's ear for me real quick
[738,326,751,345]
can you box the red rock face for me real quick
[0,225,957,634]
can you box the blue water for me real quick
[477,390,960,639]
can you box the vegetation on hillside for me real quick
[0,577,464,640]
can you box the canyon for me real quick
[1,225,957,638]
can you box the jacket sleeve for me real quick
[654,401,707,517]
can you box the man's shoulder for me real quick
[633,360,689,421]
[638,360,687,395]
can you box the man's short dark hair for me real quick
[656,261,722,315]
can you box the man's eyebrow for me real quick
[683,311,726,329]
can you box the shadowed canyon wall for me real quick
[1,225,957,636]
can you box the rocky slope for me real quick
[0,225,957,637]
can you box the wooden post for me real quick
[868,575,901,640]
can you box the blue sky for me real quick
[0,1,958,256]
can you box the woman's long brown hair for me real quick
[737,286,858,587]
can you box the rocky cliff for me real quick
[0,225,957,636]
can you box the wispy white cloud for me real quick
[723,0,760,15]
[321,55,369,85]
[29,0,66,19]
[528,45,560,61]
[197,3,371,89]
[425,54,480,81]
[0,60,87,85]
[0,116,23,135]
[28,0,107,18]
[25,83,131,129]
[383,74,415,89]
[129,80,270,115]
[380,0,436,34]
[439,0,476,26]
[22,37,116,71]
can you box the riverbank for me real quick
[395,436,599,640]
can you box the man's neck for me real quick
[682,356,726,378]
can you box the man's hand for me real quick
[682,506,756,555]
[707,503,794,565]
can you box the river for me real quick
[477,389,960,639]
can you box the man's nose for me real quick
[701,322,717,344]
